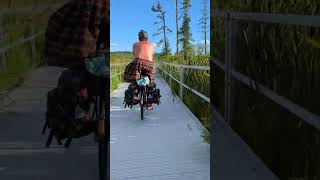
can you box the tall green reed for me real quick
[0,0,64,92]
[158,54,210,142]
[213,0,320,179]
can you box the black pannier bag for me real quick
[123,82,161,108]
[42,69,96,148]
[124,83,140,108]
[148,83,161,105]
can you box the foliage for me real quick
[110,52,132,64]
[157,53,210,143]
[151,0,172,55]
[175,0,179,54]
[0,0,64,92]
[199,0,209,54]
[213,1,320,179]
[179,0,193,63]
[110,52,131,91]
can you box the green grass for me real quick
[110,66,125,91]
[110,52,131,91]
[158,53,211,143]
[213,1,320,179]
[0,0,64,93]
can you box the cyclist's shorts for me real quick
[124,59,155,83]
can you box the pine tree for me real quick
[151,0,172,55]
[179,0,193,63]
[199,0,209,54]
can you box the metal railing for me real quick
[110,63,127,78]
[157,62,210,103]
[212,10,320,130]
[0,3,64,73]
[110,62,210,103]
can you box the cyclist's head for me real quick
[138,30,148,41]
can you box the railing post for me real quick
[169,70,172,88]
[224,14,237,124]
[27,18,36,66]
[179,66,184,100]
[168,65,172,88]
[0,15,7,73]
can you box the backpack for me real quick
[42,69,95,148]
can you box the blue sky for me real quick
[110,0,210,53]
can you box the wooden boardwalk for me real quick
[0,66,279,180]
[110,77,210,180]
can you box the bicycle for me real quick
[138,78,148,120]
[42,49,109,180]
[124,71,160,121]
[85,56,109,180]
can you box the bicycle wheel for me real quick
[140,91,144,120]
[140,96,144,120]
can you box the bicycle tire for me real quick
[140,91,144,120]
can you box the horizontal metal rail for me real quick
[110,63,127,78]
[212,10,320,27]
[0,32,43,53]
[162,62,210,70]
[212,58,320,130]
[157,66,210,103]
[111,72,123,78]
[0,3,65,54]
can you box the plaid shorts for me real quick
[124,59,155,83]
[45,0,108,67]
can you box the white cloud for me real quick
[110,42,119,47]
[199,39,210,45]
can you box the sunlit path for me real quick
[110,77,210,180]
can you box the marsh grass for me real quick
[110,52,132,91]
[110,65,125,91]
[0,0,63,92]
[158,54,210,143]
[213,0,320,179]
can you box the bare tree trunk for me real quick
[163,15,168,54]
[176,0,179,54]
[204,0,207,54]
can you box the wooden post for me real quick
[0,16,7,73]
[27,18,36,66]
[179,67,184,100]
[224,14,238,124]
